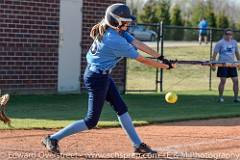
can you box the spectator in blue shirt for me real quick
[198,17,208,45]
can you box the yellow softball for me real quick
[165,92,178,104]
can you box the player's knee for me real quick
[232,77,238,83]
[220,79,226,85]
[220,81,226,85]
[84,117,99,129]
[233,80,239,85]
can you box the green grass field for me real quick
[1,43,239,129]
[0,91,240,129]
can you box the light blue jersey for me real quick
[214,38,239,62]
[198,20,208,34]
[86,28,139,72]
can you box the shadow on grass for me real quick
[5,93,240,126]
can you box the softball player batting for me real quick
[42,3,175,155]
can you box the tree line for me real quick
[132,0,240,41]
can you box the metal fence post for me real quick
[156,23,161,92]
[209,29,213,91]
[160,21,164,92]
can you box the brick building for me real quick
[0,0,126,94]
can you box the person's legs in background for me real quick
[218,77,227,102]
[204,35,208,44]
[199,34,202,45]
[231,77,239,102]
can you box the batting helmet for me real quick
[104,3,135,29]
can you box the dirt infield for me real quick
[1,118,240,160]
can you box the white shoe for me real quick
[0,94,10,106]
[218,97,224,103]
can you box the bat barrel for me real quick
[176,60,206,65]
[176,60,240,67]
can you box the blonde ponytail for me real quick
[90,20,108,40]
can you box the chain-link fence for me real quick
[125,22,240,92]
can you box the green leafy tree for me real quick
[170,4,184,40]
[139,0,171,24]
[228,18,236,29]
[217,12,229,28]
[191,0,205,26]
[170,4,183,26]
[214,12,229,41]
[139,0,159,24]
[205,0,216,28]
[236,22,240,30]
[139,0,171,33]
[207,12,216,28]
[157,0,171,25]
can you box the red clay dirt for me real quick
[0,118,240,160]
